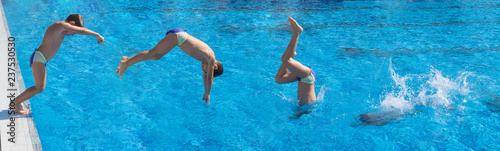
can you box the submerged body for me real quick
[485,96,500,113]
[351,112,405,126]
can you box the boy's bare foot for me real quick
[292,52,297,57]
[288,16,303,35]
[15,104,30,114]
[115,56,129,79]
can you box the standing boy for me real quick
[15,14,105,114]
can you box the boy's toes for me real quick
[21,109,30,114]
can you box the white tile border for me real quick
[0,1,42,150]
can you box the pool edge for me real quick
[0,1,43,151]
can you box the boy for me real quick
[115,28,223,105]
[352,112,405,126]
[275,17,316,106]
[14,14,105,114]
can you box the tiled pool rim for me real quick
[0,1,42,150]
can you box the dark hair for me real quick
[65,14,84,27]
[213,61,224,77]
[358,114,369,122]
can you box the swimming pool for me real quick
[3,0,500,150]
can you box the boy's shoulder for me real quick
[52,21,69,27]
[48,21,73,31]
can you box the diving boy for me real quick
[275,17,317,118]
[275,17,316,106]
[115,28,223,105]
[14,14,105,114]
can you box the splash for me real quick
[379,61,414,113]
[272,84,329,104]
[379,61,472,114]
[316,85,328,102]
[288,85,328,120]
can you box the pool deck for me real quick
[0,2,42,151]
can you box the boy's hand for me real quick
[96,35,105,44]
[203,93,210,105]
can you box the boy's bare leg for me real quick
[283,58,310,78]
[280,17,310,78]
[116,33,178,78]
[275,64,288,80]
[275,63,298,84]
[14,63,46,114]
[281,17,302,62]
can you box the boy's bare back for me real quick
[37,21,104,61]
[178,33,216,64]
[37,21,73,61]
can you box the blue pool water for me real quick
[3,0,500,150]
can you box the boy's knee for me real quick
[274,77,284,84]
[35,85,45,93]
[281,58,291,64]
[148,51,163,60]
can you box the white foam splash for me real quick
[316,85,328,101]
[379,60,471,114]
[379,62,414,113]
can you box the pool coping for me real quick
[0,1,43,151]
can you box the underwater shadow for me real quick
[484,96,500,113]
[350,111,406,127]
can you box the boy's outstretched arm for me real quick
[202,60,215,105]
[59,22,105,44]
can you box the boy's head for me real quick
[213,61,224,77]
[65,14,84,27]
[202,61,224,77]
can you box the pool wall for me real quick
[0,1,42,151]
